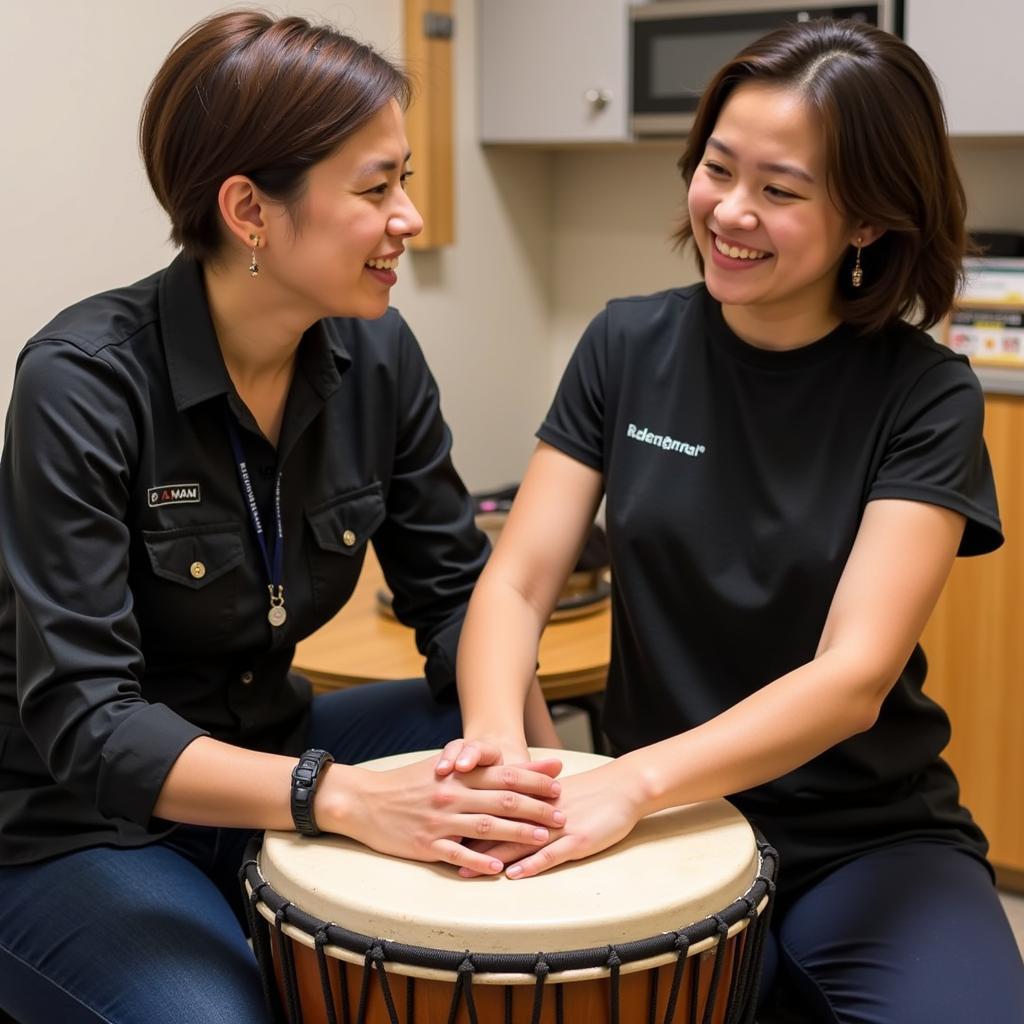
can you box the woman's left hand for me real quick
[459,760,647,879]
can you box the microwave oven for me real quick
[631,0,904,136]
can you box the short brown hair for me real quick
[140,10,410,262]
[675,19,968,335]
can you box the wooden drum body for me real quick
[241,750,777,1024]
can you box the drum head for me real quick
[260,748,758,955]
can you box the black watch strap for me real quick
[290,748,334,836]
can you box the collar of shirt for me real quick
[158,253,354,414]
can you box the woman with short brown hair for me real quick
[445,18,1024,1021]
[0,11,561,1022]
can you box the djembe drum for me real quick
[241,749,777,1024]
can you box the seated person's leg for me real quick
[0,843,270,1024]
[773,841,1024,1023]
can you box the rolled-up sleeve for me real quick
[371,319,490,698]
[0,340,206,826]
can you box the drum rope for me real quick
[722,854,778,1024]
[338,952,353,1024]
[406,975,415,1022]
[240,871,287,1024]
[275,905,304,1024]
[607,947,623,1024]
[530,955,549,1024]
[371,944,402,1024]
[698,916,730,1024]
[504,982,513,1024]
[721,897,756,1024]
[355,948,374,1024]
[555,979,565,1024]
[647,959,660,1024]
[314,927,339,1024]
[446,956,480,1024]
[731,862,777,1024]
[661,931,691,1024]
[688,955,700,1024]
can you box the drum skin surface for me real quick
[259,749,759,956]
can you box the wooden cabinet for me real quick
[404,0,454,249]
[921,394,1024,888]
[478,0,632,143]
[905,0,1024,136]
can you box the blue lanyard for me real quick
[224,410,287,627]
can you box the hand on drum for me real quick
[457,761,645,880]
[337,753,566,876]
[435,736,546,776]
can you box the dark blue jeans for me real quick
[759,841,1024,1023]
[0,680,462,1024]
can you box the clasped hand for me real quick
[435,739,646,880]
[340,752,565,876]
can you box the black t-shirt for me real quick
[538,284,1003,897]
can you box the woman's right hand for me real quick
[434,735,546,775]
[322,754,566,875]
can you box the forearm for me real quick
[524,675,562,748]
[456,571,548,743]
[627,651,881,815]
[153,736,355,832]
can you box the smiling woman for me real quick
[0,10,563,1024]
[444,15,1024,1024]
[674,20,968,339]
[140,13,423,329]
[206,99,422,328]
[684,84,868,347]
[140,13,411,264]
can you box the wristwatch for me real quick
[290,748,334,836]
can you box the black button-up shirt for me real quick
[0,254,488,864]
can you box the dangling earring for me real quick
[851,238,863,288]
[248,234,260,278]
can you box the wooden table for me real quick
[292,550,611,704]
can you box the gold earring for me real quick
[851,238,863,288]
[248,234,260,278]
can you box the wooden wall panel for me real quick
[403,0,454,249]
[921,394,1024,883]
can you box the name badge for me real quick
[148,483,202,507]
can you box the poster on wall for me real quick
[947,308,1024,366]
[947,258,1024,367]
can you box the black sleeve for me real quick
[536,308,608,470]
[868,358,1003,556]
[0,341,207,826]
[370,318,490,698]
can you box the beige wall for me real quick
[548,145,699,385]
[4,3,1024,488]
[0,0,551,490]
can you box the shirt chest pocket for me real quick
[304,482,386,619]
[137,524,245,653]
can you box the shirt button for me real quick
[190,561,206,579]
[342,530,357,547]
[240,670,254,685]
